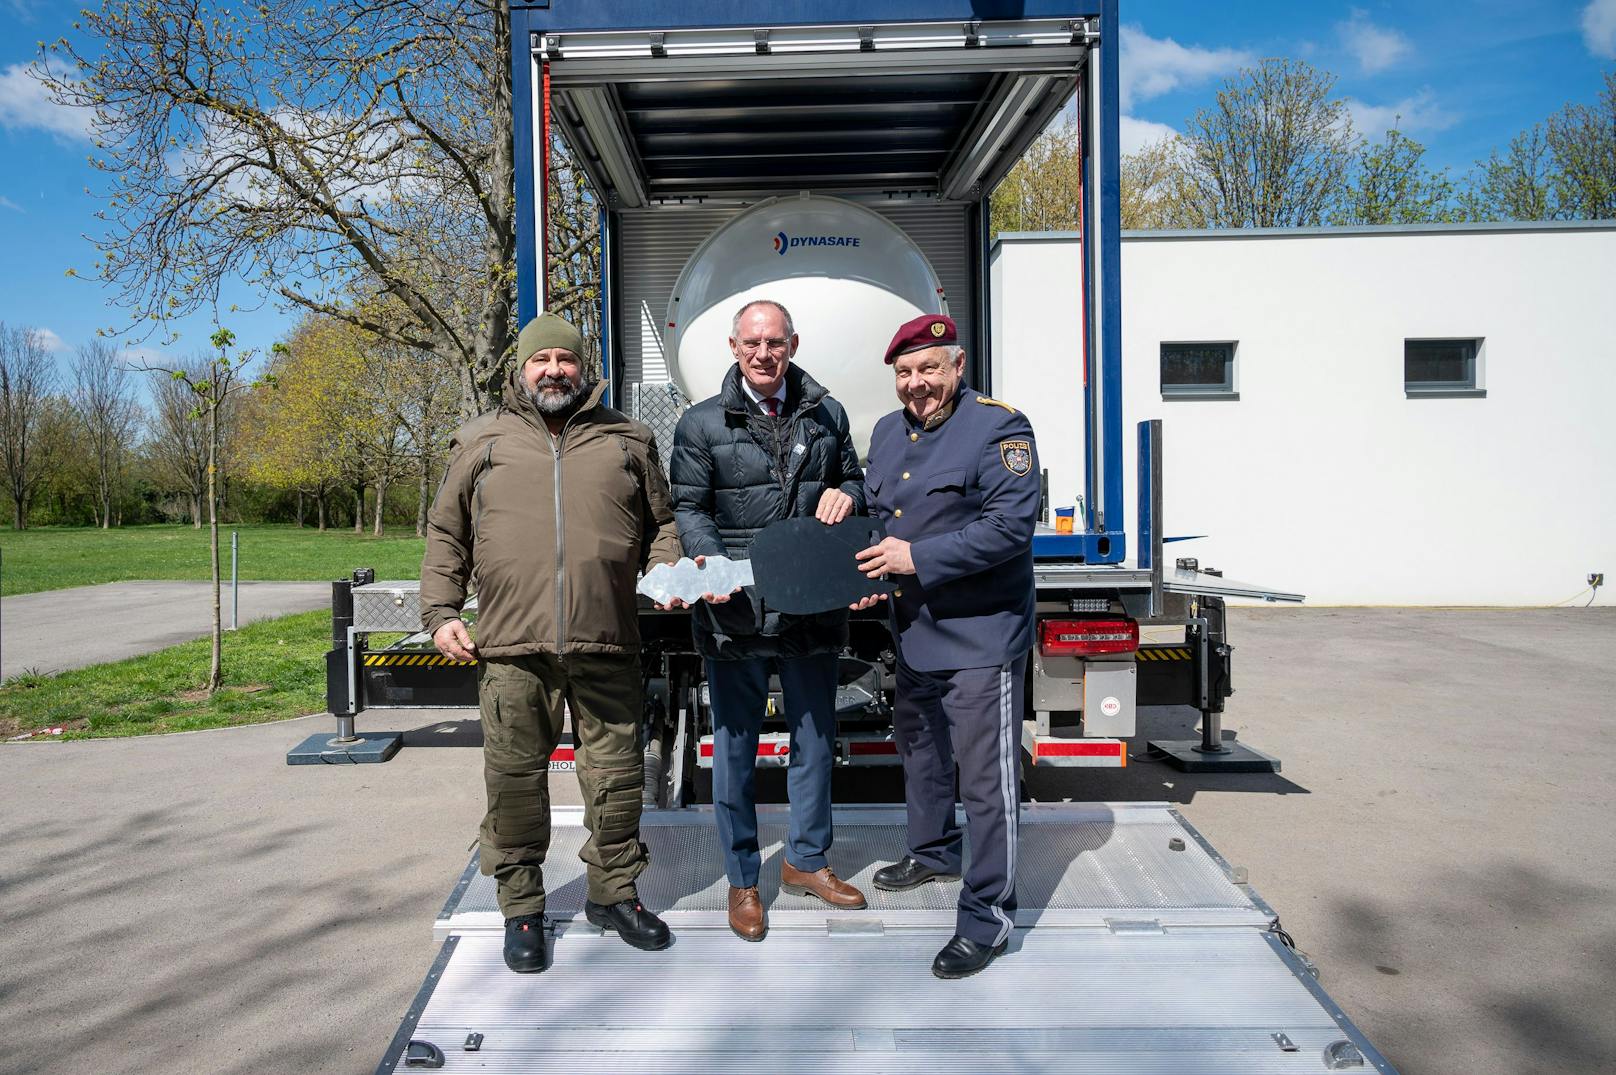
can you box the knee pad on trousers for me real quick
[579,763,646,871]
[480,780,552,859]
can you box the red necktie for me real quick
[763,397,779,417]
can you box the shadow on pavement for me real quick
[0,796,439,1075]
[401,719,482,748]
[1028,705,1311,805]
[1329,859,1616,1073]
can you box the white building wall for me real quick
[990,224,1616,606]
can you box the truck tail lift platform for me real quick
[352,3,1385,1069]
[379,806,1389,1073]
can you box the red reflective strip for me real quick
[700,740,786,758]
[1036,741,1123,757]
[849,741,898,755]
[551,747,575,761]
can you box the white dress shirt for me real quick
[740,378,786,416]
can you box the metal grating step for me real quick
[437,803,1272,938]
[382,928,1389,1074]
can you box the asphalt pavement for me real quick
[0,581,331,681]
[0,607,1611,1075]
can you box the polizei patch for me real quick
[1000,440,1032,476]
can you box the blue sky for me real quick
[1,0,1613,386]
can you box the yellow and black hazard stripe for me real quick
[362,653,477,667]
[1136,647,1193,662]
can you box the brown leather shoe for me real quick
[780,862,868,909]
[728,885,767,941]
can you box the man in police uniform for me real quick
[853,313,1040,979]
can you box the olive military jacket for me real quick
[420,370,681,657]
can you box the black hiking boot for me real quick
[503,914,548,973]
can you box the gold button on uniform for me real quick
[894,588,904,598]
[909,432,919,442]
[894,509,903,518]
[902,471,911,480]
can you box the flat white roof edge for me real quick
[994,219,1616,245]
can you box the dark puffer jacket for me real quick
[670,363,866,660]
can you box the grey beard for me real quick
[528,377,593,415]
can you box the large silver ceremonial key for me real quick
[635,518,893,613]
[637,555,754,605]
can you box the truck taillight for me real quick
[1039,618,1139,656]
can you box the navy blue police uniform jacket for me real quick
[864,387,1041,673]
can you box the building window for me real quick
[1405,338,1485,397]
[1161,342,1237,400]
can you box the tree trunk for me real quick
[295,490,304,528]
[415,459,431,538]
[207,399,223,695]
[372,476,387,536]
[317,487,327,531]
[353,484,364,534]
[191,493,202,529]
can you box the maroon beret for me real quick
[884,313,957,364]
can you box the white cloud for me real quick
[1120,115,1179,157]
[29,328,66,353]
[119,346,169,367]
[1583,0,1616,58]
[0,63,94,142]
[1346,91,1459,138]
[0,194,21,213]
[1119,25,1254,111]
[1336,9,1413,73]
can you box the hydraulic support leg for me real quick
[287,575,402,765]
[1147,597,1280,773]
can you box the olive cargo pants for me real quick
[478,652,647,917]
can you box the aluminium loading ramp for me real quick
[380,804,1392,1074]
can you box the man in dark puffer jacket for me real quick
[670,298,869,942]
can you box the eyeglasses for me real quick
[736,337,790,355]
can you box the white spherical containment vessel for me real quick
[665,195,948,457]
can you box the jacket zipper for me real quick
[549,409,588,656]
[548,426,566,655]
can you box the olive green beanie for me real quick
[516,312,585,362]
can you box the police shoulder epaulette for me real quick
[975,395,1018,415]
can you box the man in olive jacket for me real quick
[422,312,680,973]
[669,298,869,942]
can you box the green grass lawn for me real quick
[0,523,427,597]
[0,609,335,740]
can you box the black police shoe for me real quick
[503,914,548,974]
[931,934,1008,979]
[584,898,673,952]
[873,856,960,892]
